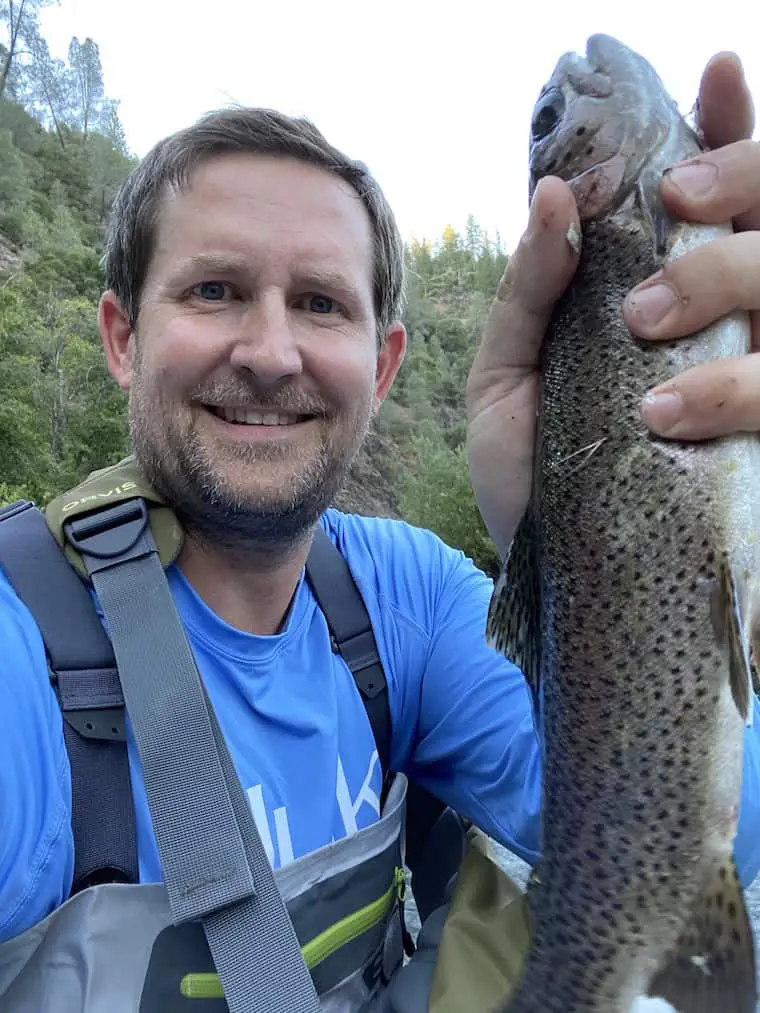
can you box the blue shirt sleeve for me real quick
[372,529,543,867]
[735,708,760,886]
[0,571,74,942]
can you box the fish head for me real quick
[529,34,681,219]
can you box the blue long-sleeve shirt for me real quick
[0,508,758,944]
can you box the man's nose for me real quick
[229,295,303,384]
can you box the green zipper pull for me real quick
[394,865,408,903]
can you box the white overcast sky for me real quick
[39,0,760,252]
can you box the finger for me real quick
[474,177,579,385]
[697,52,755,149]
[660,140,760,233]
[623,231,760,341]
[640,353,760,439]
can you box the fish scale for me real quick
[487,34,760,1013]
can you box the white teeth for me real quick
[217,407,300,426]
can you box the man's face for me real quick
[101,153,405,548]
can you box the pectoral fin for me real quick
[486,505,541,716]
[637,168,675,262]
[750,611,760,701]
[647,858,757,1013]
[710,555,754,726]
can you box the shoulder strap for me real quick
[305,526,450,889]
[0,499,138,892]
[305,526,391,789]
[63,498,322,1013]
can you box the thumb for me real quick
[472,177,580,393]
[697,51,755,149]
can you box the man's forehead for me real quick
[167,153,367,225]
[154,152,374,268]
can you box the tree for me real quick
[98,96,128,155]
[21,30,71,147]
[68,36,102,140]
[464,213,481,259]
[0,0,58,99]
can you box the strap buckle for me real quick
[64,498,154,575]
[0,499,35,522]
[339,629,385,698]
[64,706,127,742]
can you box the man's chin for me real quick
[178,464,347,548]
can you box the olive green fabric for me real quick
[427,830,531,1013]
[45,455,184,579]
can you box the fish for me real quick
[487,33,760,1013]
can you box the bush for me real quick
[398,434,499,577]
[0,481,31,506]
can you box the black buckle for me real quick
[64,498,154,575]
[64,706,127,742]
[339,629,385,698]
[0,499,35,522]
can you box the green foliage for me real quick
[374,220,507,571]
[0,74,132,506]
[397,434,499,578]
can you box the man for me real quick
[0,48,759,1012]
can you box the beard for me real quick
[128,360,372,554]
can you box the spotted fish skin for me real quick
[488,34,760,1013]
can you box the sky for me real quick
[39,0,760,252]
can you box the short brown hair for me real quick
[103,107,406,341]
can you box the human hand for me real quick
[624,52,758,441]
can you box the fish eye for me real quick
[531,89,565,140]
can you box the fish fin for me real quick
[750,612,760,701]
[636,171,673,262]
[647,857,757,1013]
[710,555,754,726]
[486,506,541,713]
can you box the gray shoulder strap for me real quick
[64,499,321,1013]
[0,499,138,893]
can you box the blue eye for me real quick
[193,281,229,301]
[308,295,337,314]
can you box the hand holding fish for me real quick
[626,52,759,441]
[467,49,758,557]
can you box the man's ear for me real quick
[372,321,407,414]
[99,291,135,390]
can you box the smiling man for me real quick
[1,53,760,1013]
[102,150,406,633]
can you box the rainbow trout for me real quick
[488,34,760,1013]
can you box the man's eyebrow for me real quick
[170,252,250,277]
[293,267,363,295]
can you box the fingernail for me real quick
[641,389,683,433]
[664,161,718,198]
[626,283,678,327]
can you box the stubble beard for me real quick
[128,366,372,555]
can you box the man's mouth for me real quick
[206,405,311,426]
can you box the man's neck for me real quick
[176,529,314,636]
